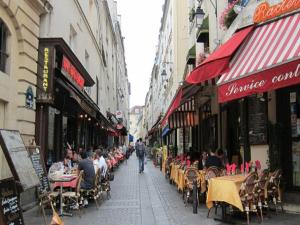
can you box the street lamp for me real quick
[195,6,205,28]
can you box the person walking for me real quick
[136,138,146,173]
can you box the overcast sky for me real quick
[117,0,164,108]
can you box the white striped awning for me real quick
[217,12,300,103]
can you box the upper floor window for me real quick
[0,19,9,73]
[69,24,77,51]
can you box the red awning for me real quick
[185,26,254,84]
[161,88,183,127]
[218,13,300,103]
[160,84,201,127]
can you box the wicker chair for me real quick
[206,166,221,217]
[80,169,101,209]
[183,167,200,206]
[267,169,283,213]
[61,170,84,216]
[239,172,259,225]
[254,169,269,221]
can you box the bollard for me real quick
[192,180,198,214]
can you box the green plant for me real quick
[224,10,238,29]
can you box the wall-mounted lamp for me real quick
[195,6,205,28]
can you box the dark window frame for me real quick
[0,19,9,73]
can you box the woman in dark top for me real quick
[205,149,222,168]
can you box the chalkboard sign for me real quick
[0,129,40,191]
[0,178,24,225]
[27,146,49,192]
[248,96,268,145]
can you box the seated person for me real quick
[96,150,108,178]
[78,151,95,189]
[63,149,74,171]
[205,149,222,169]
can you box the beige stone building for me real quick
[0,0,46,144]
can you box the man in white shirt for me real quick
[96,150,108,177]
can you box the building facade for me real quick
[129,105,144,142]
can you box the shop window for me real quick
[0,19,9,73]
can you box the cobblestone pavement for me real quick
[24,156,300,225]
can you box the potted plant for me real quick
[219,0,240,29]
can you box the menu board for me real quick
[0,129,40,191]
[0,178,24,225]
[247,96,268,145]
[28,146,49,192]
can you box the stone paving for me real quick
[24,156,300,225]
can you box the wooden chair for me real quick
[206,166,221,217]
[254,169,269,221]
[61,170,84,216]
[183,167,200,207]
[239,172,259,225]
[267,169,283,213]
[80,169,101,209]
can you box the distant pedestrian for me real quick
[136,138,146,173]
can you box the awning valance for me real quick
[185,26,254,85]
[160,84,200,127]
[218,13,300,103]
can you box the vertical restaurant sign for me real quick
[253,0,300,23]
[37,45,54,103]
[61,56,85,89]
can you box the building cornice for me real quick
[25,0,47,15]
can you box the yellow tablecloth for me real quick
[206,175,245,212]
[177,169,185,191]
[199,170,206,194]
[162,160,166,174]
[174,165,180,185]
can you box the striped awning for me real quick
[218,12,300,103]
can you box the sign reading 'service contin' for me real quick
[218,61,300,103]
[253,0,300,23]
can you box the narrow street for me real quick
[24,156,300,225]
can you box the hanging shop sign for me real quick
[61,56,85,90]
[116,110,123,119]
[253,0,300,23]
[37,46,55,103]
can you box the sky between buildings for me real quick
[117,0,165,107]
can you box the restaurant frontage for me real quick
[159,2,300,198]
[217,10,300,191]
[36,38,113,166]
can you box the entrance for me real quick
[277,85,300,190]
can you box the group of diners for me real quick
[50,144,133,208]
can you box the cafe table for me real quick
[206,174,245,212]
[50,174,77,217]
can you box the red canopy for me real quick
[185,26,254,84]
[218,13,300,103]
[161,88,183,127]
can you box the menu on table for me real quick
[0,178,24,225]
